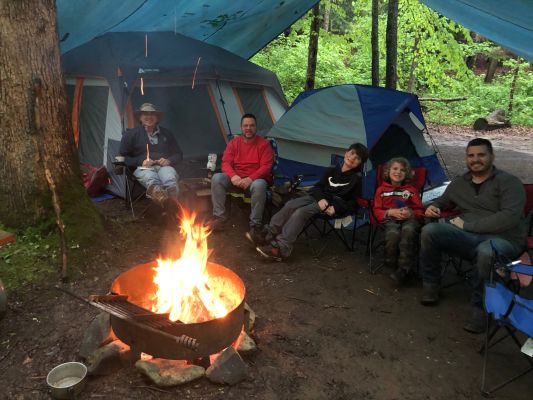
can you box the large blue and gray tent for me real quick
[267,84,448,198]
[62,31,287,198]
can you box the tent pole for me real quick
[215,78,233,139]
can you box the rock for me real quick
[79,313,117,359]
[87,340,130,376]
[244,302,256,334]
[206,347,247,385]
[135,358,205,387]
[236,331,257,356]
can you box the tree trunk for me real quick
[322,2,330,32]
[507,64,520,124]
[407,36,420,92]
[0,1,102,237]
[385,0,399,89]
[371,0,380,86]
[305,4,320,91]
[484,57,498,83]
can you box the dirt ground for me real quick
[0,126,532,399]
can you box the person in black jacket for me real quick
[119,103,183,206]
[251,143,368,261]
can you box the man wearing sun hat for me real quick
[119,103,183,207]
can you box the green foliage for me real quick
[0,227,58,289]
[252,0,532,126]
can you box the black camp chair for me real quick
[112,159,148,218]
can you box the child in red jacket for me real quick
[373,157,424,285]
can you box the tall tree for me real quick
[385,0,399,89]
[371,0,380,86]
[0,2,101,238]
[305,3,321,91]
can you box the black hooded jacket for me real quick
[310,165,362,215]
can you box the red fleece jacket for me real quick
[373,181,424,222]
[221,135,273,184]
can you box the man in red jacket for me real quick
[210,114,273,236]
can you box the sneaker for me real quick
[245,226,267,247]
[463,306,486,334]
[390,268,409,286]
[420,283,440,306]
[256,244,283,262]
[207,216,227,232]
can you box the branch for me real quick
[418,97,467,102]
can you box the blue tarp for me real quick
[421,0,533,62]
[56,0,319,58]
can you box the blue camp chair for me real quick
[481,255,533,395]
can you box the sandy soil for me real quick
[0,126,531,399]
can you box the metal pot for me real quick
[46,362,87,399]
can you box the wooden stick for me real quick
[33,77,68,281]
[146,143,150,160]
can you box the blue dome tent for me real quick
[267,84,448,198]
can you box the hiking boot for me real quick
[463,306,486,334]
[207,216,227,232]
[166,186,179,200]
[256,244,283,262]
[245,226,267,247]
[390,268,410,286]
[420,283,440,306]
[147,185,168,207]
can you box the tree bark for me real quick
[371,0,380,86]
[322,1,330,32]
[305,4,320,91]
[507,64,520,124]
[385,0,399,89]
[484,57,498,83]
[0,1,101,237]
[407,36,420,92]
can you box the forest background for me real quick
[252,0,532,126]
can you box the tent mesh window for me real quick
[131,85,227,160]
[234,87,273,134]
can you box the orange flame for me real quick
[150,210,240,323]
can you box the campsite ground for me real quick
[0,125,532,399]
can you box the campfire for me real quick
[151,211,243,324]
[92,210,246,361]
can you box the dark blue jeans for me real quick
[420,222,523,307]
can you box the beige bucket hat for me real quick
[134,103,164,118]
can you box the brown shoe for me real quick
[147,185,168,207]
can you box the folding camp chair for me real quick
[480,252,533,395]
[368,164,427,274]
[301,154,369,256]
[112,160,149,218]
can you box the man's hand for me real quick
[230,175,242,186]
[449,216,464,229]
[158,158,171,167]
[142,159,155,167]
[318,199,329,211]
[325,205,336,216]
[425,205,441,218]
[239,177,253,190]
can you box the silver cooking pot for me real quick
[46,362,87,399]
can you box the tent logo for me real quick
[138,68,160,74]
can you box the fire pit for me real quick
[107,261,245,360]
[90,211,246,361]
